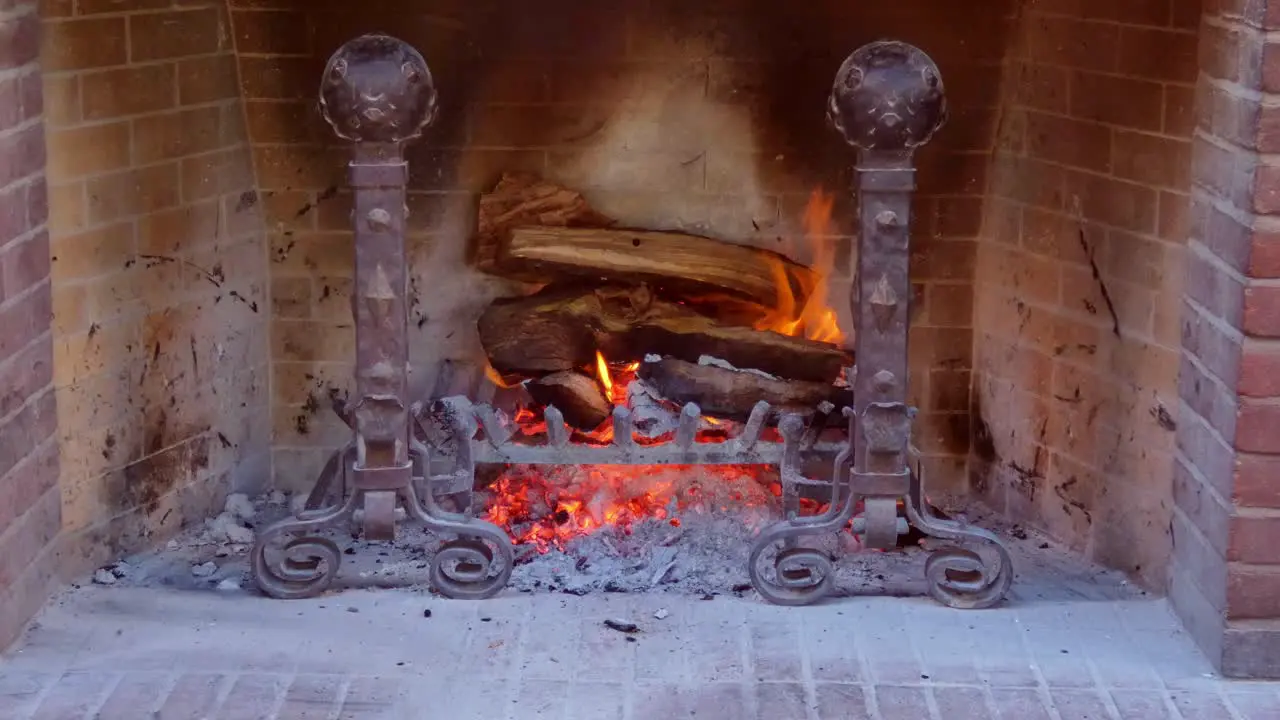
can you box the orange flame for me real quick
[484,361,521,389]
[595,351,614,397]
[754,188,845,345]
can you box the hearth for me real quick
[249,34,1012,609]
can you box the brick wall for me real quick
[40,0,270,578]
[1169,0,1280,680]
[0,0,61,652]
[970,0,1198,586]
[229,0,1012,492]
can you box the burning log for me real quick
[477,284,850,384]
[473,174,818,312]
[526,371,611,431]
[637,357,851,421]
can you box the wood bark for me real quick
[526,371,612,430]
[473,174,817,312]
[636,357,851,421]
[477,284,851,384]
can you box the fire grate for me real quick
[250,34,1014,609]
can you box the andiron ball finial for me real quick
[319,33,438,144]
[827,40,947,153]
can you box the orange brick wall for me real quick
[971,0,1199,585]
[39,0,270,576]
[228,0,1012,492]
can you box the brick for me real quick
[129,8,224,62]
[1235,452,1280,508]
[1237,398,1280,453]
[1024,112,1110,173]
[1184,246,1246,329]
[45,121,131,181]
[1239,343,1280,397]
[132,107,226,164]
[1112,132,1191,190]
[2,230,51,301]
[1227,565,1280,618]
[1229,513,1280,563]
[84,163,181,225]
[1244,285,1280,337]
[82,64,177,121]
[77,0,171,12]
[1119,28,1199,83]
[50,221,134,282]
[0,11,40,71]
[0,123,46,191]
[177,55,242,105]
[94,672,173,720]
[40,17,127,71]
[1223,624,1280,678]
[1252,229,1280,278]
[157,674,229,718]
[0,437,57,537]
[232,10,311,55]
[1069,72,1165,132]
[0,482,59,589]
[1255,165,1280,215]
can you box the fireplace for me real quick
[12,0,1280,679]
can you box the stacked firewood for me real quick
[472,174,853,432]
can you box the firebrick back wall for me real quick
[229,0,1011,493]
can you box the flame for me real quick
[595,351,613,396]
[484,361,521,389]
[754,188,845,345]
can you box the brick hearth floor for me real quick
[3,584,1280,719]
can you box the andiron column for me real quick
[250,34,513,601]
[748,40,1013,609]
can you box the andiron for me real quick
[250,34,514,600]
[747,40,1014,608]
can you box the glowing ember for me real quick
[483,465,780,553]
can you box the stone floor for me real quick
[2,582,1280,719]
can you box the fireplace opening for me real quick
[34,0,1204,620]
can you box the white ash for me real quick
[224,493,257,521]
[92,569,117,585]
[267,490,288,506]
[206,512,255,545]
[93,487,1141,604]
[191,562,218,578]
[626,380,678,438]
[696,355,777,380]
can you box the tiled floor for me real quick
[1,583,1279,719]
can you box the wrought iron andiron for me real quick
[747,40,1013,609]
[250,34,514,600]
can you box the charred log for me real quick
[526,371,612,431]
[477,284,851,384]
[637,357,851,421]
[473,174,817,312]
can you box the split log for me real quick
[501,226,817,312]
[477,284,851,384]
[637,357,851,421]
[473,174,817,312]
[473,173,615,272]
[526,371,611,431]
